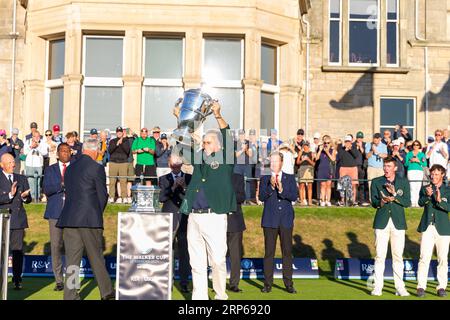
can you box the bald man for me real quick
[0,154,32,290]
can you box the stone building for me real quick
[0,0,449,142]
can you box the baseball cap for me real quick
[90,128,98,135]
[12,128,19,135]
[116,126,123,132]
[52,124,60,132]
[313,132,321,139]
[161,133,168,140]
[30,122,38,129]
[427,135,435,142]
[397,137,405,144]
[270,129,278,135]
[344,135,352,142]
[152,126,161,133]
[373,133,382,139]
[356,131,364,139]
[297,129,305,135]
[238,129,245,135]
[0,129,6,136]
[249,129,256,135]
[392,139,400,146]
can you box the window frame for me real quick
[44,38,65,132]
[328,0,343,66]
[348,0,380,67]
[386,0,399,67]
[379,96,416,139]
[201,36,245,129]
[141,35,185,130]
[260,42,280,134]
[81,35,125,140]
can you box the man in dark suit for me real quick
[258,151,298,294]
[227,173,246,293]
[56,138,114,300]
[158,154,192,293]
[0,153,32,290]
[42,143,72,291]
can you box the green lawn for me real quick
[10,204,448,300]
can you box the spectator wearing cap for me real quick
[132,127,157,186]
[293,129,306,176]
[8,128,24,174]
[394,125,413,143]
[25,122,40,141]
[52,124,64,145]
[405,140,427,207]
[0,130,14,160]
[156,133,172,178]
[24,130,48,200]
[89,128,99,140]
[311,132,321,153]
[107,126,131,204]
[390,140,406,178]
[337,135,359,206]
[354,131,369,206]
[267,129,282,153]
[65,131,83,161]
[234,129,253,201]
[365,133,388,196]
[296,141,314,206]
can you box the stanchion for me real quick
[0,209,11,300]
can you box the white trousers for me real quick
[417,225,450,290]
[407,170,424,207]
[373,218,406,291]
[187,213,228,300]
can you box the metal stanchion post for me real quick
[140,174,144,185]
[33,172,39,203]
[0,209,11,300]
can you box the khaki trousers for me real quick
[367,167,385,197]
[108,162,128,199]
[373,218,406,291]
[417,225,450,290]
[187,213,228,300]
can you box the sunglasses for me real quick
[413,144,420,146]
[141,130,148,132]
[45,134,52,136]
[435,134,442,136]
[324,142,330,145]
[203,141,213,145]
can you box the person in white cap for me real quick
[311,132,321,153]
[8,128,24,174]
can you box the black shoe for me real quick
[14,282,22,290]
[54,283,64,291]
[101,293,116,300]
[180,284,191,293]
[417,288,425,298]
[261,285,272,293]
[229,286,242,293]
[437,289,447,297]
[286,286,297,294]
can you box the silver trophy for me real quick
[171,88,214,146]
[129,185,161,213]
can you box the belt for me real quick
[191,208,212,214]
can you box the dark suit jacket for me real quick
[259,172,298,229]
[0,171,32,229]
[56,155,108,228]
[159,171,192,232]
[228,173,246,233]
[43,162,65,220]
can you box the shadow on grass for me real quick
[79,277,97,300]
[7,277,54,300]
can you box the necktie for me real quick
[8,174,13,185]
[275,174,279,187]
[62,163,67,181]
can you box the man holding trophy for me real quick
[172,89,236,300]
[370,156,411,297]
[416,164,450,298]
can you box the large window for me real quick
[45,39,65,130]
[386,0,399,66]
[82,36,124,137]
[202,37,243,130]
[142,37,184,132]
[260,43,279,134]
[329,0,342,64]
[380,98,415,138]
[349,0,379,65]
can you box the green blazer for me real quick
[179,126,236,215]
[417,184,450,236]
[371,175,411,230]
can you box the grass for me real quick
[12,204,447,300]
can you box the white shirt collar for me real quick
[2,171,13,181]
[271,171,283,180]
[58,160,70,172]
[172,171,183,180]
